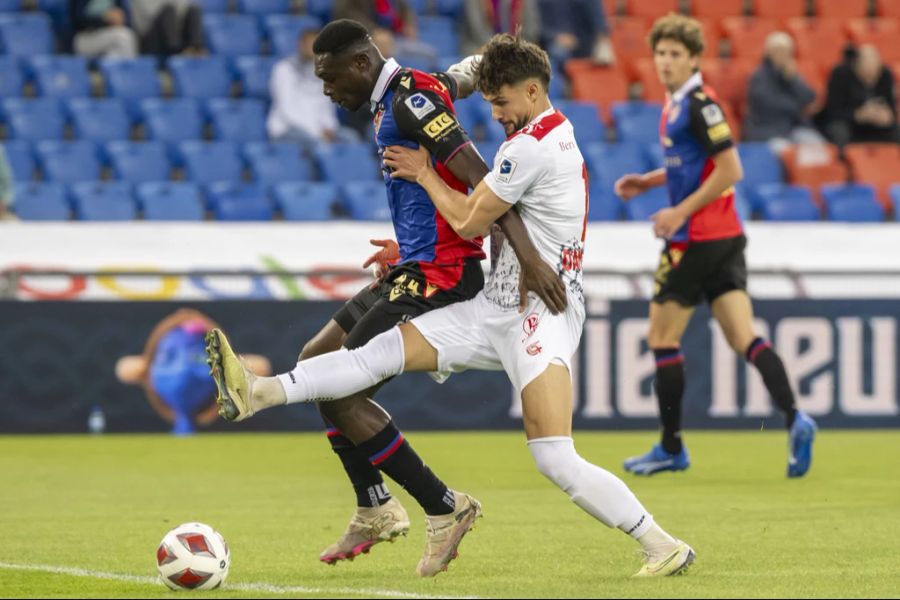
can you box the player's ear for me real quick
[352,51,370,73]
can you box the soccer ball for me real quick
[156,522,230,591]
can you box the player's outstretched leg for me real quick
[320,497,411,564]
[205,328,258,421]
[416,491,483,577]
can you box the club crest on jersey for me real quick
[405,93,435,119]
[496,157,517,183]
[701,103,725,126]
[373,108,385,133]
[667,103,681,123]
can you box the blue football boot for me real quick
[787,410,817,478]
[623,443,690,476]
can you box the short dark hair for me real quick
[475,33,552,96]
[648,13,705,56]
[312,19,370,55]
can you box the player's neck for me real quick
[529,97,553,121]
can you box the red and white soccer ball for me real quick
[156,522,230,591]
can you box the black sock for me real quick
[746,338,797,429]
[654,348,685,454]
[357,421,455,516]
[325,426,391,508]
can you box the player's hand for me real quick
[518,258,567,315]
[362,238,400,284]
[384,145,431,182]
[651,207,687,240]
[614,174,647,200]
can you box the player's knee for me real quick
[527,436,581,494]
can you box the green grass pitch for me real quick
[1,431,899,598]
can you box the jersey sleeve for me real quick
[482,136,546,205]
[688,91,734,156]
[430,71,459,102]
[392,86,472,165]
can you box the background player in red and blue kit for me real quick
[614,14,816,478]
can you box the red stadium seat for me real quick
[845,18,900,62]
[691,0,745,19]
[785,18,848,69]
[816,0,868,18]
[753,0,807,21]
[624,0,680,20]
[609,17,653,76]
[696,17,724,58]
[632,58,667,102]
[721,17,778,61]
[569,66,630,124]
[781,144,849,203]
[702,57,756,120]
[844,143,900,210]
[795,59,826,113]
[876,0,900,17]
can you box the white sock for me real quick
[276,327,405,404]
[527,436,653,538]
[636,522,679,560]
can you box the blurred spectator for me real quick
[460,0,541,56]
[267,29,362,146]
[71,0,138,58]
[334,0,435,63]
[130,0,206,58]
[0,146,14,222]
[537,0,614,67]
[743,32,824,154]
[823,45,900,146]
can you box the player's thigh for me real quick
[520,363,574,440]
[710,289,757,353]
[647,300,694,348]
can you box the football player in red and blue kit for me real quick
[614,14,816,479]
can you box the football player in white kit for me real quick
[206,34,695,578]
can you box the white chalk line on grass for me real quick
[0,561,480,599]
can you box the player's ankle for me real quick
[251,377,287,411]
[635,522,677,558]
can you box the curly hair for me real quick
[648,13,705,56]
[474,33,552,96]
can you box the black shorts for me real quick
[333,258,484,349]
[653,235,747,307]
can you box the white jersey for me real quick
[482,107,588,310]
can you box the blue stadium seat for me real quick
[436,55,461,71]
[733,182,752,222]
[0,0,22,11]
[0,55,23,97]
[243,142,314,183]
[234,55,277,99]
[342,181,391,220]
[305,0,332,21]
[273,182,337,220]
[71,182,137,221]
[315,142,381,182]
[99,58,161,116]
[264,14,323,57]
[0,13,53,56]
[755,184,820,221]
[13,182,69,220]
[612,101,664,144]
[643,142,665,169]
[556,100,606,145]
[583,142,650,190]
[588,186,622,221]
[436,0,464,16]
[139,98,203,142]
[406,0,428,12]
[239,0,292,16]
[206,181,273,220]
[192,0,230,12]
[396,54,435,74]
[3,141,34,181]
[137,182,205,221]
[417,16,458,56]
[890,184,900,219]
[104,141,171,183]
[67,98,131,142]
[206,98,267,142]
[203,14,261,57]
[1,98,65,140]
[168,56,232,99]
[454,96,504,141]
[738,142,783,190]
[548,65,566,100]
[35,141,101,183]
[821,183,884,222]
[27,55,90,98]
[177,141,243,183]
[623,186,669,221]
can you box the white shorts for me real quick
[409,290,585,392]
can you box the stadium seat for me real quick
[417,16,459,56]
[1,98,65,140]
[70,182,137,221]
[643,141,665,169]
[205,98,266,142]
[785,18,847,68]
[587,186,623,221]
[753,0,807,21]
[0,55,23,97]
[168,56,232,99]
[583,142,650,190]
[273,182,337,220]
[306,0,333,21]
[314,142,381,182]
[877,0,900,17]
[139,98,203,142]
[0,13,54,56]
[721,17,778,62]
[554,100,606,145]
[177,141,243,184]
[754,183,820,220]
[624,0,679,19]
[845,18,900,62]
[396,54,435,73]
[568,66,628,124]
[243,142,314,183]
[99,58,161,116]
[454,96,505,141]
[436,0,464,17]
[821,183,885,222]
[67,98,131,142]
[817,0,868,18]
[632,58,667,103]
[342,181,392,220]
[27,55,90,99]
[35,141,101,183]
[890,184,900,216]
[104,141,171,183]
[737,143,784,189]
[701,58,756,120]
[193,0,229,12]
[238,0,291,17]
[234,55,278,99]
[609,17,652,74]
[843,143,900,210]
[3,141,34,181]
[12,182,69,220]
[733,182,753,221]
[691,0,745,18]
[203,14,261,57]
[611,101,663,144]
[0,0,21,10]
[137,182,205,221]
[781,144,847,199]
[623,186,669,221]
[795,59,826,110]
[206,181,274,220]
[264,14,323,57]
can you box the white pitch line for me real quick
[0,561,480,599]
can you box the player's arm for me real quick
[614,168,666,201]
